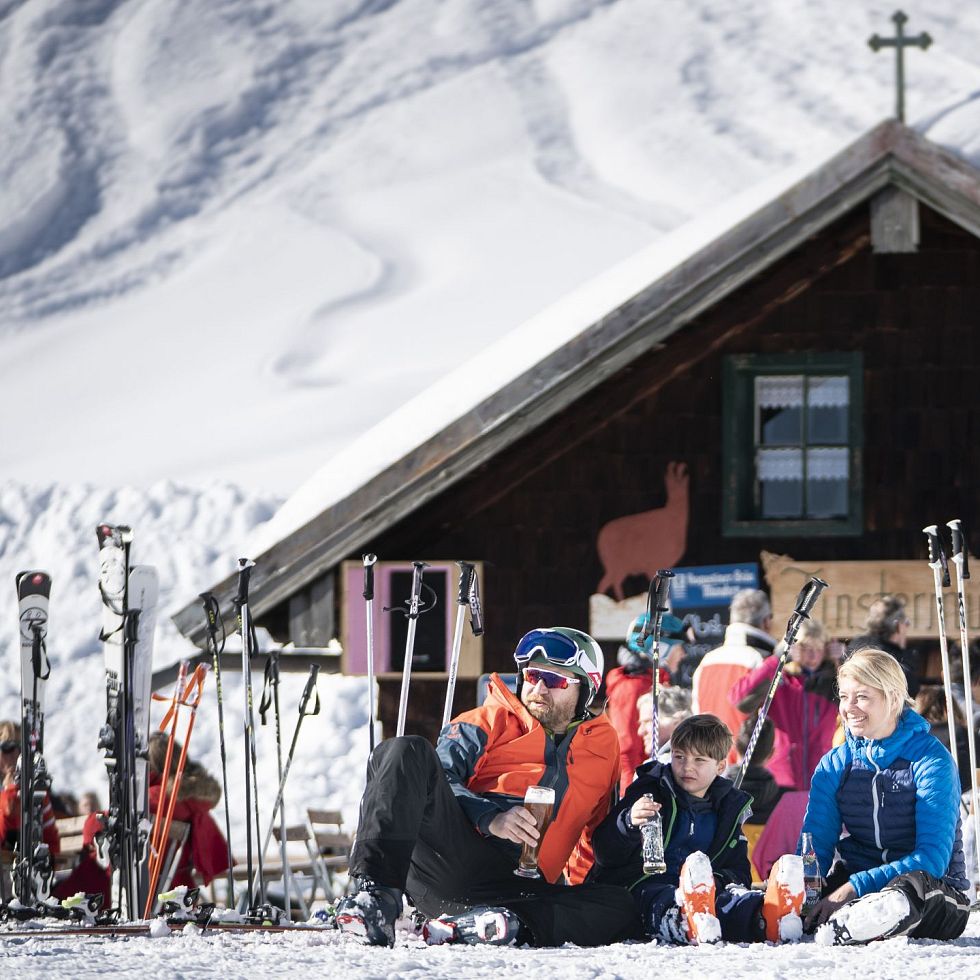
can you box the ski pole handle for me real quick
[299,664,321,717]
[407,561,429,619]
[456,561,475,607]
[235,558,255,609]
[923,525,951,588]
[467,566,485,637]
[363,554,377,600]
[783,577,829,648]
[948,520,970,579]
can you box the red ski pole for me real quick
[144,664,209,918]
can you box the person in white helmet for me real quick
[335,627,642,949]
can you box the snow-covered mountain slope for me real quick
[2,0,979,493]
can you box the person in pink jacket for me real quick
[728,618,838,790]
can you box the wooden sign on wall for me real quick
[761,551,980,640]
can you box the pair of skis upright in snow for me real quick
[94,524,159,922]
[12,570,54,910]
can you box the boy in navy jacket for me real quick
[591,714,803,944]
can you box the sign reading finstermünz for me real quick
[669,563,759,610]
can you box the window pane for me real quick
[756,376,803,445]
[757,448,803,518]
[807,376,849,444]
[806,448,849,518]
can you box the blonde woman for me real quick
[802,649,970,946]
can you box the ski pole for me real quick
[260,650,290,920]
[640,571,674,755]
[235,558,267,911]
[947,519,980,883]
[924,525,959,772]
[145,661,188,910]
[735,577,829,789]
[362,555,378,753]
[442,562,477,730]
[144,664,209,918]
[249,666,321,904]
[200,592,236,909]
[390,562,435,738]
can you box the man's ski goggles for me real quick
[514,629,582,666]
[522,667,580,690]
[0,741,18,754]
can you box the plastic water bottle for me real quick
[800,832,824,914]
[641,795,667,875]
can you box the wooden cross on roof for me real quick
[868,10,932,122]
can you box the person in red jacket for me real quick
[729,617,838,790]
[0,720,60,860]
[335,627,642,949]
[146,732,231,889]
[53,735,232,906]
[605,613,688,793]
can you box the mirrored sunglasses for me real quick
[514,629,580,665]
[0,740,19,753]
[523,667,580,690]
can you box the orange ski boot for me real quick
[762,854,805,943]
[676,851,720,944]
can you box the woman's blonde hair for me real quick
[838,648,914,716]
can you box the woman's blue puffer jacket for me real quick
[802,707,968,897]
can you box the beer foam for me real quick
[524,786,556,804]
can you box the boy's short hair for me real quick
[671,713,733,761]
[736,715,774,763]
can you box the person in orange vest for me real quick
[691,589,788,773]
[335,627,642,949]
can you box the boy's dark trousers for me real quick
[638,881,765,943]
[823,864,970,940]
[350,735,644,947]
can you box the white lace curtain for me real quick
[755,375,849,409]
[756,447,848,481]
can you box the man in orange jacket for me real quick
[336,627,642,949]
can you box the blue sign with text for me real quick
[669,563,759,610]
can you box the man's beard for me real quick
[524,695,577,732]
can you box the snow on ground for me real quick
[1,914,980,979]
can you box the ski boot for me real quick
[762,854,805,942]
[423,907,522,946]
[676,851,721,944]
[335,878,401,947]
[815,889,912,946]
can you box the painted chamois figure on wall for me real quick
[596,461,689,601]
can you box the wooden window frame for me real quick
[722,352,863,537]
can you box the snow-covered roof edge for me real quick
[173,118,980,645]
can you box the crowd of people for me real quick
[1,585,974,952]
[333,590,975,952]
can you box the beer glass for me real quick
[514,785,555,878]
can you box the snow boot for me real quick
[762,854,805,942]
[423,907,522,946]
[676,851,720,944]
[335,877,402,947]
[815,889,912,947]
